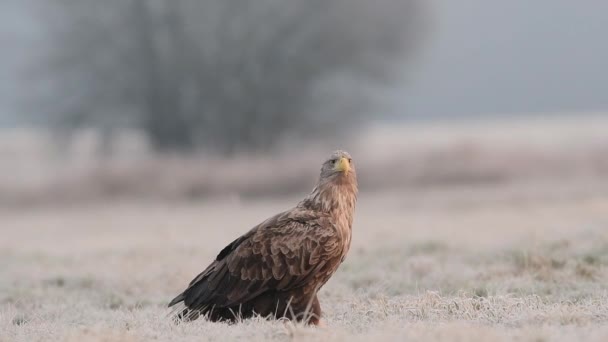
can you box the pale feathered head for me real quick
[300,150,358,214]
[319,150,356,181]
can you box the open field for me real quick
[2,182,608,341]
[1,116,608,341]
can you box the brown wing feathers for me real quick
[168,211,340,316]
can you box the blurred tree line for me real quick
[35,0,426,154]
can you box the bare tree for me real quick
[34,0,427,154]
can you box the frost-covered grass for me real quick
[2,181,608,341]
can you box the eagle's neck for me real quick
[299,175,358,228]
[299,174,357,264]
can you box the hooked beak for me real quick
[334,157,351,175]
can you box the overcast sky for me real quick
[388,0,608,119]
[1,0,607,125]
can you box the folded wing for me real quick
[168,210,341,313]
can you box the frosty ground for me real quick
[2,181,608,341]
[1,116,608,341]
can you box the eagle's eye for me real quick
[331,159,337,165]
[348,158,352,163]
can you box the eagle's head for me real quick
[319,150,356,181]
[298,150,358,215]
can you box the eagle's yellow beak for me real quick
[334,157,351,175]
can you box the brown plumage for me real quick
[168,150,358,325]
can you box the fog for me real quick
[392,0,608,119]
[1,0,608,128]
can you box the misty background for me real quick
[2,0,607,129]
[0,0,607,204]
